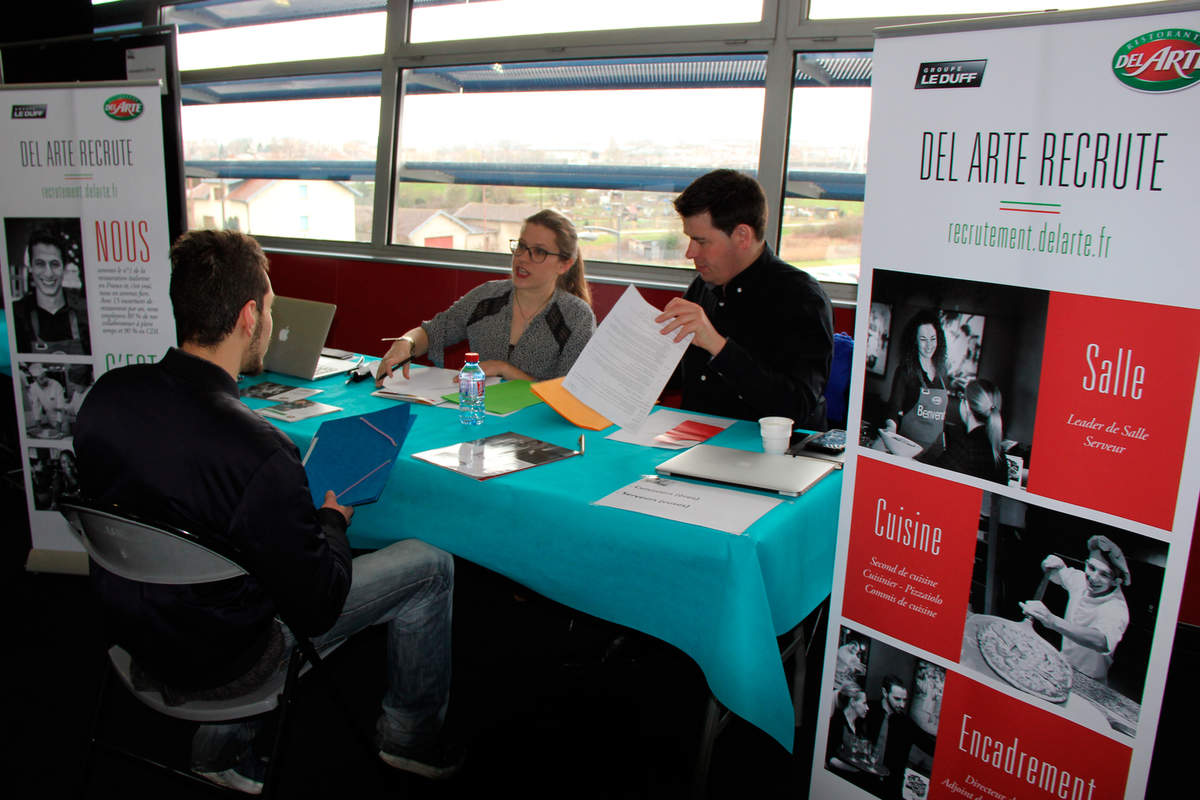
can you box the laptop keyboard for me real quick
[313,355,359,379]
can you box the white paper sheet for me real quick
[562,284,691,431]
[256,400,342,422]
[593,475,782,535]
[605,408,736,449]
[374,365,500,406]
[125,46,168,95]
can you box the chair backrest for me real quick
[60,500,245,585]
[824,332,854,428]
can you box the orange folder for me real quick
[530,377,612,431]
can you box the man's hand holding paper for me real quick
[655,297,727,356]
[560,285,692,431]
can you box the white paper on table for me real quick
[255,400,342,422]
[270,387,323,403]
[562,284,691,431]
[593,476,782,535]
[605,408,737,449]
[375,365,500,405]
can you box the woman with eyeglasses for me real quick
[376,209,594,384]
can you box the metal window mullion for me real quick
[371,0,409,249]
[179,53,384,86]
[757,17,796,254]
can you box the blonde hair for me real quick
[963,379,1004,467]
[525,209,591,307]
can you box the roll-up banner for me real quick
[814,3,1200,800]
[1,82,176,571]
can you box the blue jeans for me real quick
[191,539,454,770]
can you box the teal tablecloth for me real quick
[244,369,841,750]
[1,313,10,375]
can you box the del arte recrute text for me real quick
[919,130,1168,191]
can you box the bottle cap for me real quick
[465,352,480,363]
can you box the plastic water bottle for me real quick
[458,352,486,426]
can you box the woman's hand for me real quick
[375,338,415,386]
[479,360,534,382]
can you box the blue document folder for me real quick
[304,404,415,506]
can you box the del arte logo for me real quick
[103,94,144,121]
[1112,28,1200,92]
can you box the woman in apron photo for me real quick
[880,309,950,459]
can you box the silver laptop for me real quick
[655,444,835,497]
[263,296,358,380]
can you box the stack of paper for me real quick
[374,366,499,406]
[257,399,342,422]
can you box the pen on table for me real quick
[351,355,413,384]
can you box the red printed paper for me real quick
[1028,293,1200,529]
[653,419,726,446]
[843,458,980,659]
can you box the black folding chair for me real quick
[60,499,368,797]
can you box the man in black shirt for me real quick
[657,170,833,429]
[862,674,918,799]
[75,230,458,793]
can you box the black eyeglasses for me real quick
[510,240,566,263]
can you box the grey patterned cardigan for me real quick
[422,280,595,381]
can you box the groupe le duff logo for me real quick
[1112,28,1200,92]
[103,94,145,121]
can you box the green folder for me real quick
[442,379,544,415]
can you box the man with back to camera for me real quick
[11,226,91,355]
[656,169,834,430]
[74,230,459,794]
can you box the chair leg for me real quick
[259,648,306,799]
[295,639,379,761]
[789,624,808,723]
[84,653,224,796]
[691,695,729,800]
[79,648,114,798]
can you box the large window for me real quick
[393,56,767,268]
[781,52,872,286]
[807,1,1163,19]
[409,0,764,43]
[88,0,1178,293]
[181,74,381,242]
[165,1,387,70]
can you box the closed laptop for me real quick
[655,444,835,497]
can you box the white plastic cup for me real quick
[758,416,794,454]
